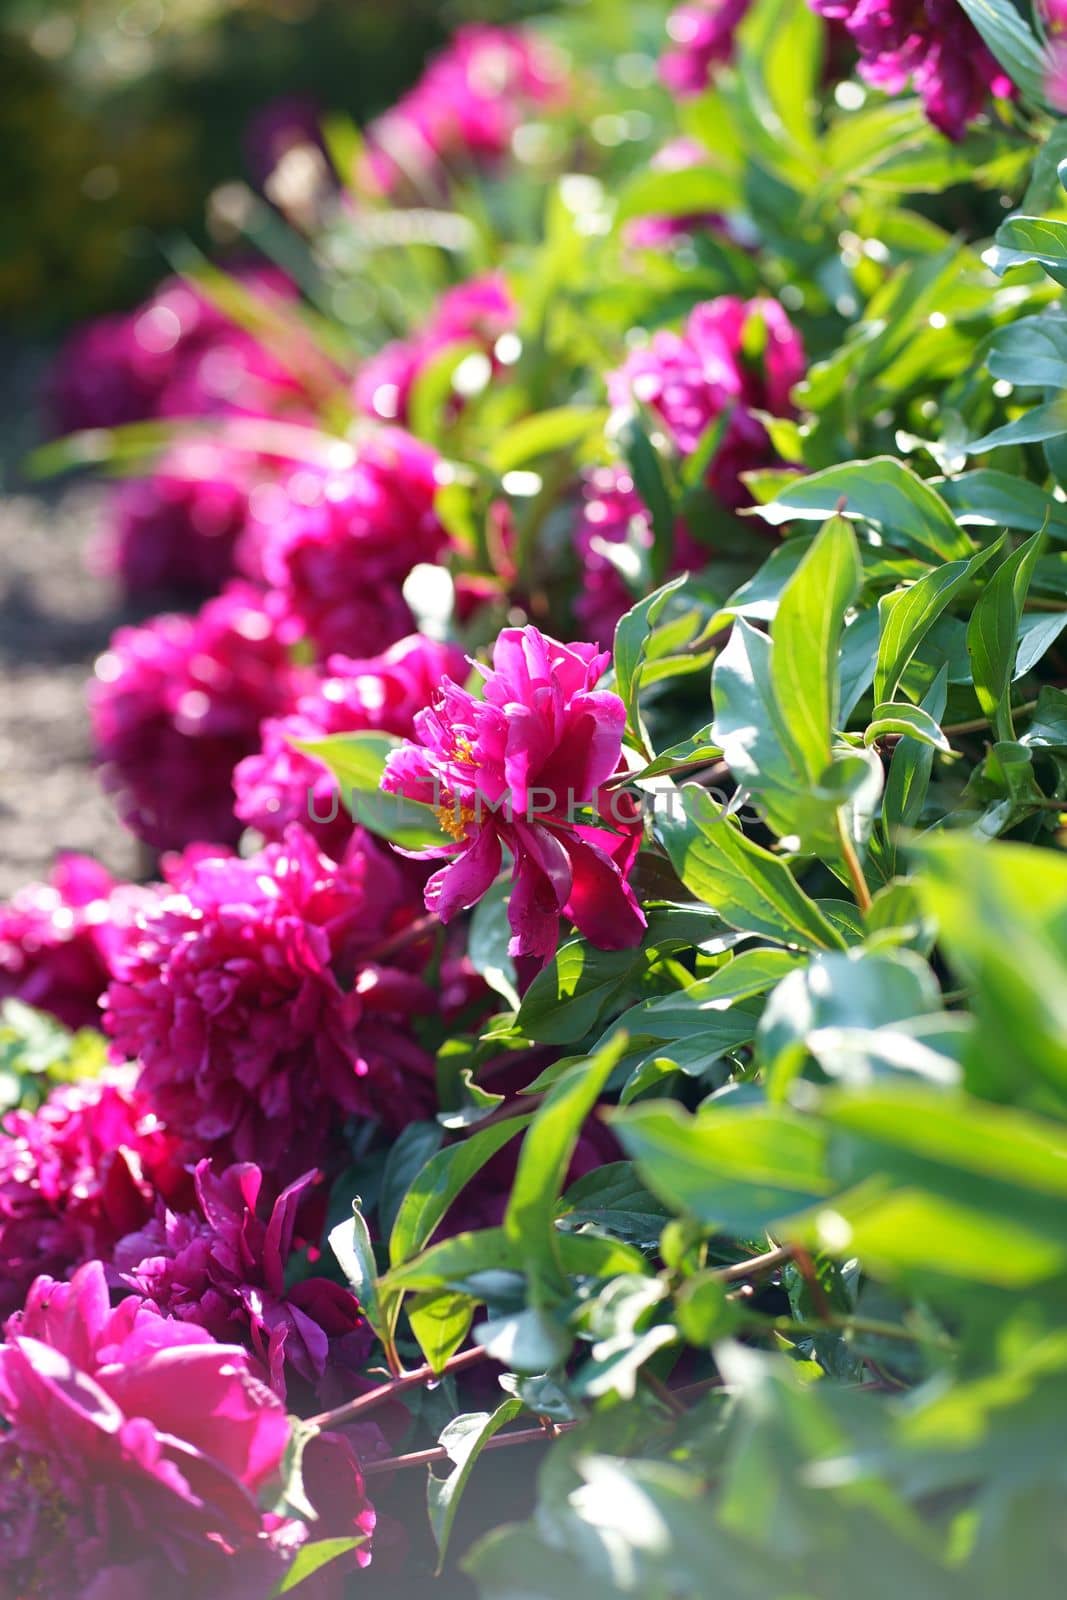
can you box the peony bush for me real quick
[7,0,1067,1593]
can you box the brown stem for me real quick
[836,813,873,914]
[362,912,442,965]
[790,1245,834,1321]
[944,699,1037,737]
[714,1243,795,1283]
[363,1420,577,1477]
[306,1344,491,1432]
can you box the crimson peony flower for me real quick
[355,272,517,425]
[234,634,469,856]
[0,855,144,1031]
[99,444,253,601]
[49,270,302,435]
[608,294,804,510]
[810,0,1014,140]
[114,1158,372,1400]
[0,1070,191,1320]
[103,823,436,1176]
[243,430,447,659]
[659,0,752,94]
[361,25,567,196]
[0,1260,372,1599]
[573,466,712,650]
[91,582,307,851]
[381,626,646,961]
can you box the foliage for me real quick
[10,0,1067,1594]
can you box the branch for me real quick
[306,1344,492,1432]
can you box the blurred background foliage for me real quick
[0,0,544,329]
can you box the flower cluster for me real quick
[114,1158,372,1400]
[102,823,436,1177]
[0,1260,374,1598]
[355,272,517,424]
[234,633,469,856]
[0,1073,191,1320]
[0,855,140,1031]
[362,25,567,196]
[91,583,306,851]
[244,428,448,659]
[810,0,1014,139]
[659,0,753,93]
[383,627,646,960]
[607,295,805,509]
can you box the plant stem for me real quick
[306,1344,491,1432]
[713,1244,795,1283]
[748,1312,952,1348]
[943,700,1037,737]
[362,912,442,965]
[363,1419,577,1477]
[836,812,873,914]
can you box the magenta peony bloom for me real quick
[810,0,1015,139]
[0,855,143,1031]
[103,823,436,1175]
[624,138,725,249]
[607,294,805,509]
[49,269,302,435]
[91,582,306,851]
[100,443,253,600]
[381,626,646,961]
[114,1158,372,1399]
[243,429,447,659]
[355,272,517,424]
[659,0,752,94]
[574,467,711,650]
[362,25,567,196]
[0,1260,301,1598]
[234,634,469,855]
[0,1072,192,1321]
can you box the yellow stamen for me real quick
[435,800,476,841]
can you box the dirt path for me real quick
[0,480,144,897]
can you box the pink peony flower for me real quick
[91,582,307,851]
[243,429,447,660]
[49,269,302,435]
[0,1260,320,1599]
[659,0,752,94]
[810,0,1015,140]
[607,294,805,509]
[234,634,469,856]
[381,626,646,961]
[114,1158,372,1400]
[100,443,253,600]
[362,25,567,196]
[355,272,517,424]
[102,823,437,1175]
[0,1072,192,1321]
[0,855,141,1031]
[573,467,711,650]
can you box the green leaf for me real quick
[272,1538,363,1595]
[379,1122,445,1245]
[954,0,1047,104]
[468,881,520,1010]
[408,1292,475,1374]
[986,215,1067,286]
[986,314,1067,388]
[427,1400,523,1572]
[615,1100,832,1231]
[514,907,728,1045]
[770,514,862,780]
[864,703,951,752]
[504,1035,629,1287]
[613,575,690,744]
[618,413,676,585]
[874,541,999,704]
[965,394,1067,452]
[657,787,847,950]
[389,1117,533,1266]
[614,164,738,228]
[966,530,1045,741]
[489,406,608,474]
[936,470,1067,540]
[294,731,441,848]
[750,458,973,561]
[328,1204,387,1345]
